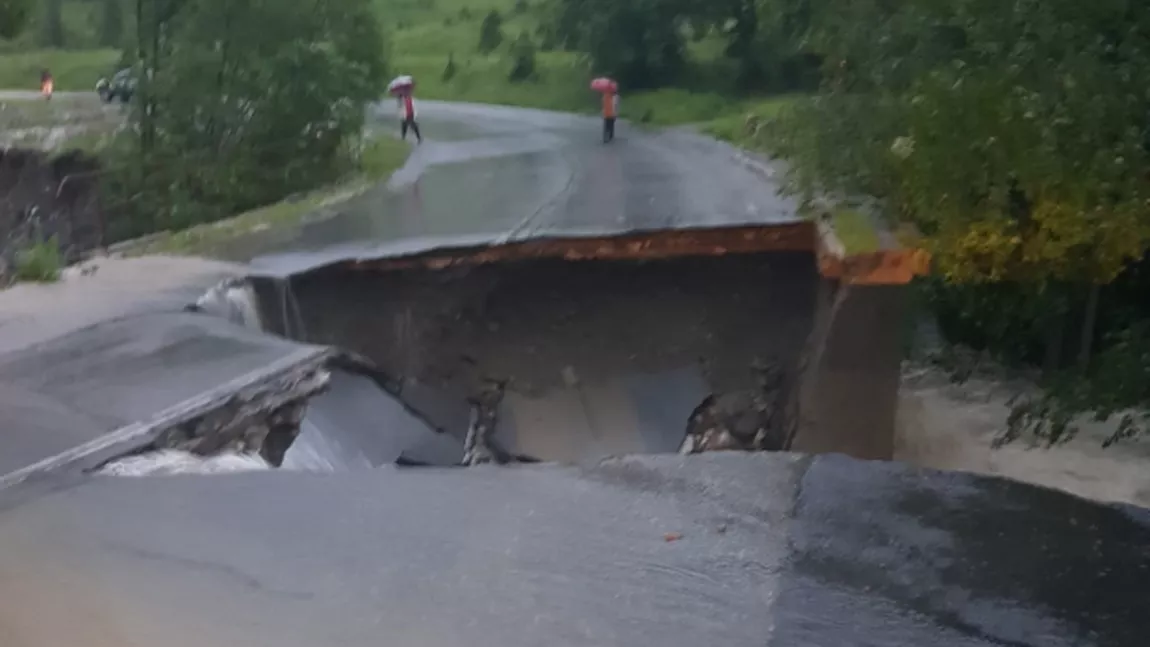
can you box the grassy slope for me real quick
[0,48,119,91]
[128,135,412,256]
[0,1,121,90]
[1,0,786,125]
[385,0,769,124]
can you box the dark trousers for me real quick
[603,117,616,142]
[402,118,422,142]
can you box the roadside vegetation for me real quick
[12,238,62,282]
[2,0,1150,447]
[125,134,411,257]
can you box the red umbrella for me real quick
[590,77,617,93]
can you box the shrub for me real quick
[14,238,61,282]
[507,32,536,82]
[442,52,458,81]
[477,10,503,53]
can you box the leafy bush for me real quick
[477,10,503,53]
[0,0,33,39]
[14,238,61,282]
[104,0,387,243]
[507,33,536,82]
[442,52,457,81]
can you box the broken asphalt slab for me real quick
[0,310,333,489]
[0,256,339,488]
[0,453,1146,647]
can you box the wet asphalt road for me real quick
[3,101,1150,646]
[247,101,798,276]
[1,454,1147,647]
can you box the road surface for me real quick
[245,101,799,276]
[2,102,1149,647]
[1,453,1147,647]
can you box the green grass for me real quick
[700,96,799,146]
[13,239,62,283]
[360,133,415,181]
[829,208,883,255]
[0,48,119,91]
[0,0,798,129]
[128,135,412,256]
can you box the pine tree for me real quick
[477,10,503,53]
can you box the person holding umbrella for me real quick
[389,75,422,144]
[40,68,54,101]
[591,77,619,143]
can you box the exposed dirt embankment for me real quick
[0,147,103,276]
[267,253,819,463]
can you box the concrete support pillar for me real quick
[794,278,908,461]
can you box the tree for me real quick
[770,0,1150,445]
[108,0,387,239]
[508,32,536,82]
[553,0,686,89]
[477,9,503,53]
[99,0,124,47]
[41,0,65,47]
[0,0,32,39]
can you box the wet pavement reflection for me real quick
[775,456,1150,646]
[1,453,1147,646]
[246,101,799,277]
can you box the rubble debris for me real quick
[104,363,329,470]
[461,378,539,466]
[462,379,509,466]
[284,253,817,465]
[679,359,796,455]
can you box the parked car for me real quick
[96,68,136,104]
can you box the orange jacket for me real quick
[601,92,618,118]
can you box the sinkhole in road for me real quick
[250,249,821,468]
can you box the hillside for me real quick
[0,0,786,127]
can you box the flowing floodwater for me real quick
[103,278,434,476]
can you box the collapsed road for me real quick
[1,102,1146,646]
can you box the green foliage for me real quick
[441,51,457,81]
[13,238,61,282]
[105,0,387,241]
[507,31,535,82]
[98,0,123,47]
[0,48,118,89]
[553,0,685,89]
[777,0,1150,288]
[358,133,411,181]
[760,0,1150,445]
[701,0,821,92]
[477,9,503,53]
[40,0,65,47]
[0,0,33,39]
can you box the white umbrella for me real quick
[388,75,415,95]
